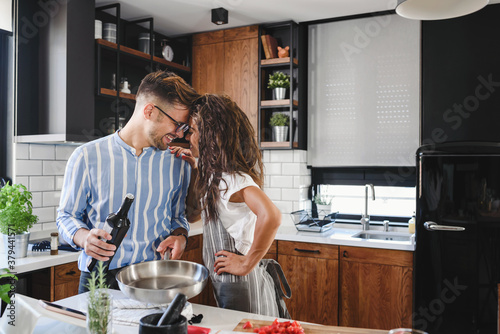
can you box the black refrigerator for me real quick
[415,142,500,333]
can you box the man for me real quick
[57,71,199,292]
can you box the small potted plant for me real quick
[314,193,332,220]
[267,71,290,100]
[269,113,290,142]
[0,183,38,258]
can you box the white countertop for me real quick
[0,249,80,274]
[6,290,276,334]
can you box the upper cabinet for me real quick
[258,21,306,150]
[16,1,192,143]
[192,26,259,137]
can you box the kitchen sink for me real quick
[351,231,414,242]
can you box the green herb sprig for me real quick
[0,269,18,304]
[314,193,332,205]
[0,183,38,235]
[86,261,112,334]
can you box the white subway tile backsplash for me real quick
[270,175,294,188]
[43,191,61,207]
[29,144,55,160]
[294,175,311,188]
[270,151,294,163]
[29,176,55,192]
[264,175,270,189]
[42,222,57,231]
[43,160,67,176]
[16,160,43,176]
[15,176,29,187]
[273,200,293,214]
[262,150,270,163]
[55,176,64,190]
[293,150,307,163]
[264,163,282,175]
[281,188,300,201]
[282,163,308,176]
[33,207,55,223]
[16,144,29,159]
[31,192,43,208]
[56,145,77,160]
[281,213,294,227]
[264,188,281,201]
[29,223,43,233]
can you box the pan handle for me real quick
[163,249,171,260]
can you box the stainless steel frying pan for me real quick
[116,259,209,304]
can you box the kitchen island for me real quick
[6,290,387,333]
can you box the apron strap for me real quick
[262,259,292,299]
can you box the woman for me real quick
[170,94,290,317]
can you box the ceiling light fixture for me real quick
[211,7,228,25]
[395,0,489,20]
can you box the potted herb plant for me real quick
[269,113,290,142]
[0,183,38,258]
[314,193,332,220]
[267,71,290,100]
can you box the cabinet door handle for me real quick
[294,248,320,254]
[66,270,76,276]
[343,250,348,258]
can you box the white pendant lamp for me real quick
[396,0,489,20]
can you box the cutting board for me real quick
[233,319,388,334]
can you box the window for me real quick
[318,184,415,219]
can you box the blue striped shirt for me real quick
[56,132,191,272]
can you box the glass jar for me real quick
[87,289,112,334]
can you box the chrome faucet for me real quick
[361,184,375,230]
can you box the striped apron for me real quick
[202,217,291,318]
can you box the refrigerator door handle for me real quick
[424,221,465,232]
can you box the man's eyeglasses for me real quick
[154,105,190,133]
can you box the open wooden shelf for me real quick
[96,39,191,73]
[261,57,298,66]
[100,88,136,100]
[261,99,298,107]
[260,141,299,148]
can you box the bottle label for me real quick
[102,221,113,235]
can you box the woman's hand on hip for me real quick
[214,250,252,276]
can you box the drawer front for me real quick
[278,241,338,260]
[54,261,79,285]
[340,246,413,267]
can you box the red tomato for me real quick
[252,319,304,334]
[243,321,253,329]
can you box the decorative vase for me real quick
[272,126,288,142]
[3,232,30,258]
[274,87,286,100]
[316,204,331,220]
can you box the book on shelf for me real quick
[261,35,271,59]
[266,35,278,58]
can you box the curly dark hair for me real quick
[194,94,263,224]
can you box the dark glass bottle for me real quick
[87,193,134,272]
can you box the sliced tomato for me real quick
[243,321,253,329]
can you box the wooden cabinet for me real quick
[277,240,339,325]
[31,261,80,302]
[339,246,413,330]
[180,234,217,307]
[192,26,259,134]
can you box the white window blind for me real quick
[307,15,420,167]
[0,0,12,33]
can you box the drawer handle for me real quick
[66,270,76,276]
[343,250,348,258]
[294,248,320,254]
